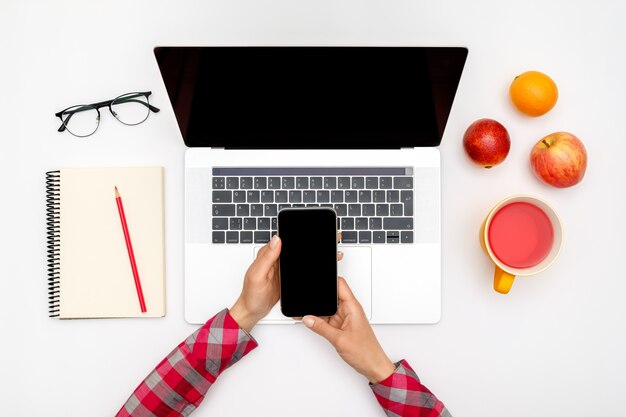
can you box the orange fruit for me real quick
[509,70,558,117]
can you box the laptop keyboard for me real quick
[211,167,414,244]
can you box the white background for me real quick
[1,1,625,416]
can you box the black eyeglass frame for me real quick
[55,91,160,137]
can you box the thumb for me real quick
[302,315,340,345]
[254,235,281,271]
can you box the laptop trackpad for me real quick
[253,245,372,320]
[337,246,372,319]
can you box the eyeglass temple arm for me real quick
[111,96,160,113]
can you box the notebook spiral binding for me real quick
[46,171,61,317]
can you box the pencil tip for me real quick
[115,186,120,197]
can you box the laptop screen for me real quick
[154,46,467,149]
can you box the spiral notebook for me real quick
[46,167,165,318]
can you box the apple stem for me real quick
[542,139,551,148]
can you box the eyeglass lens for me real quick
[61,105,100,137]
[110,92,151,126]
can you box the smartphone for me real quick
[278,208,338,317]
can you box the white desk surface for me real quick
[1,1,625,416]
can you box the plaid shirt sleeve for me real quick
[116,308,257,417]
[371,360,451,417]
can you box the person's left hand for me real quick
[229,235,282,332]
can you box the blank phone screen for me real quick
[278,208,338,317]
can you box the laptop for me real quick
[155,46,467,324]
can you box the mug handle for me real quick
[494,266,515,294]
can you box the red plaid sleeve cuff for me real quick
[117,308,258,417]
[371,360,450,417]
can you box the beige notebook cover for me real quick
[47,167,165,318]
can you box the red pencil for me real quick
[115,186,147,313]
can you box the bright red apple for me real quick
[530,132,587,188]
[463,118,511,168]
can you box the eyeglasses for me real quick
[55,91,160,137]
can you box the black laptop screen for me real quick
[154,46,467,149]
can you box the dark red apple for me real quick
[530,132,587,188]
[463,118,511,168]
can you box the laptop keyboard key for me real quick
[401,231,413,243]
[268,177,281,189]
[240,177,253,189]
[402,190,413,216]
[384,217,413,230]
[296,177,309,189]
[359,231,372,243]
[254,177,267,189]
[331,190,343,203]
[348,204,361,216]
[341,231,357,244]
[271,217,277,230]
[390,204,403,216]
[362,204,375,216]
[334,204,347,216]
[247,190,260,203]
[376,204,389,216]
[338,177,350,189]
[324,177,337,189]
[275,190,288,203]
[369,217,382,230]
[237,204,249,217]
[380,177,393,189]
[251,204,264,216]
[212,191,232,203]
[355,217,368,230]
[282,177,295,189]
[226,177,239,189]
[244,218,256,230]
[310,177,323,189]
[373,190,385,202]
[212,177,225,189]
[264,204,278,216]
[341,217,354,230]
[261,190,274,203]
[345,190,358,202]
[373,231,385,243]
[212,231,225,243]
[258,218,271,230]
[212,218,228,230]
[230,218,242,230]
[386,232,400,244]
[303,191,316,203]
[240,231,253,243]
[317,190,330,203]
[394,177,413,189]
[226,231,239,244]
[233,190,246,203]
[359,190,371,203]
[254,231,271,243]
[213,204,235,217]
[352,177,364,189]
[366,177,378,189]
[278,204,291,211]
[289,190,302,203]
[386,190,399,202]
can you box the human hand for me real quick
[229,235,282,332]
[302,277,396,384]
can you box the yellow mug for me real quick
[480,195,563,294]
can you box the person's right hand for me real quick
[302,277,397,384]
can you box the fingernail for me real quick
[302,316,315,328]
[338,251,344,257]
[270,235,279,248]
